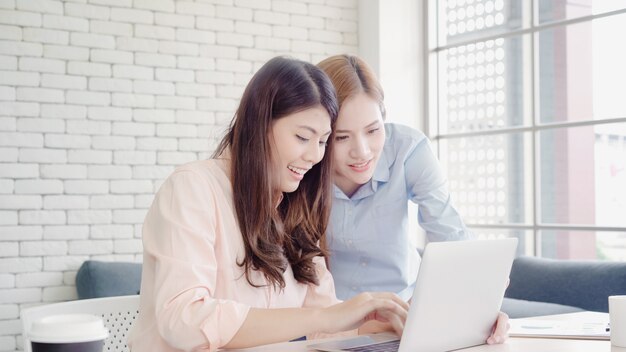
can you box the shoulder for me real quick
[161,159,230,198]
[383,123,430,157]
[384,122,427,142]
[171,159,223,179]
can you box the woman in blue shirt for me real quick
[318,54,471,300]
[318,55,509,344]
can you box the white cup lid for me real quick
[29,314,109,343]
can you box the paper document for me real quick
[509,318,610,340]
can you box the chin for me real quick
[353,174,373,185]
[281,183,300,193]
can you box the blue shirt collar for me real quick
[372,145,391,184]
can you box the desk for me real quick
[226,312,626,352]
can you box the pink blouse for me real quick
[127,159,349,351]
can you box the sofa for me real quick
[75,256,626,318]
[501,256,626,317]
[76,260,141,299]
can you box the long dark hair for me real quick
[214,57,338,289]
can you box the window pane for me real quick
[440,132,532,225]
[537,13,626,123]
[539,123,626,227]
[439,0,523,46]
[438,35,527,134]
[540,230,626,260]
[433,0,626,260]
[537,0,626,24]
[471,228,533,256]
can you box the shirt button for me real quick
[361,262,367,267]
[351,286,357,291]
[347,239,353,245]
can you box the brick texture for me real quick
[0,0,358,349]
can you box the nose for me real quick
[304,141,324,164]
[349,135,370,159]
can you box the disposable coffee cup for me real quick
[610,295,626,347]
[29,313,109,352]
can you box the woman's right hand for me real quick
[319,292,409,336]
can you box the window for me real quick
[428,0,626,259]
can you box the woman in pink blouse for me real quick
[127,57,409,352]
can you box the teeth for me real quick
[288,165,307,175]
[351,161,368,167]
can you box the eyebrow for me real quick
[334,120,380,134]
[298,125,332,136]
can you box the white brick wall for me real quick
[0,0,358,349]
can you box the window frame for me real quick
[425,0,626,257]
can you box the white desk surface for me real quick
[225,311,626,352]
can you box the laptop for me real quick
[310,238,518,352]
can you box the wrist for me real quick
[312,307,329,334]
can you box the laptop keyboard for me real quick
[343,339,400,352]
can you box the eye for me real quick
[319,140,328,147]
[368,128,380,134]
[335,135,348,141]
[296,135,309,142]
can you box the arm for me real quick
[404,135,472,241]
[144,170,251,351]
[225,292,409,349]
[299,256,402,341]
[231,255,405,347]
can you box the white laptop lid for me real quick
[311,238,518,352]
[398,238,517,352]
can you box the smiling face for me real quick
[269,106,332,193]
[332,92,386,197]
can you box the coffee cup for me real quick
[29,313,109,352]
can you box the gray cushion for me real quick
[505,256,626,312]
[501,297,584,318]
[76,260,142,299]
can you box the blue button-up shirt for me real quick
[327,123,471,300]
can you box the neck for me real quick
[273,192,284,208]
[334,176,363,198]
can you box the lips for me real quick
[348,159,371,172]
[287,165,309,180]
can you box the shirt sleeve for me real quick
[404,136,474,242]
[142,170,250,351]
[304,256,358,339]
[303,256,341,308]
